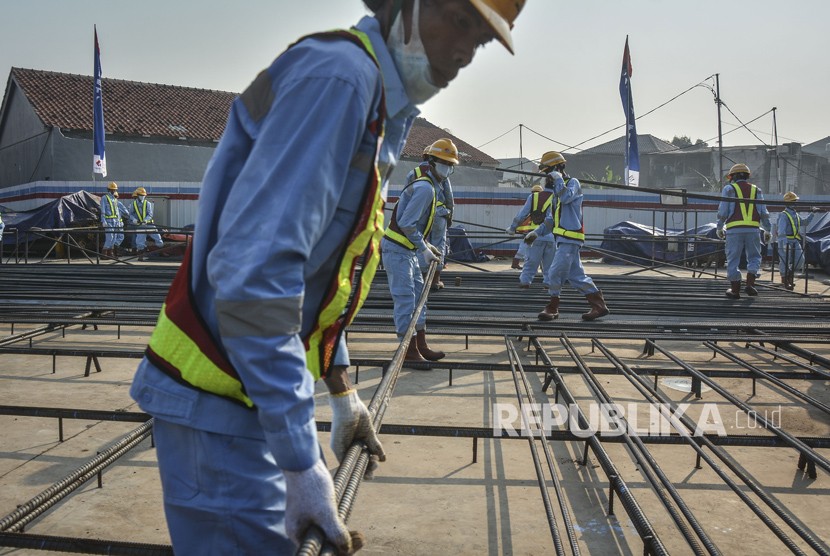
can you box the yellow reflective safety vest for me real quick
[383,174,437,250]
[103,195,122,224]
[132,199,153,224]
[725,181,760,229]
[552,180,585,241]
[144,28,387,407]
[783,210,801,240]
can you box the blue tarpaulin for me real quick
[0,191,101,244]
[448,226,489,263]
[600,221,721,265]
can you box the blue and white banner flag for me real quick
[619,36,639,187]
[93,26,106,177]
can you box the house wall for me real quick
[0,85,53,186]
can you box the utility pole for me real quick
[715,74,723,184]
[772,107,782,194]
[519,123,524,171]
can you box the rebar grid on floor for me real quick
[0,264,828,554]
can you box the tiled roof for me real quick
[7,69,499,165]
[400,117,500,167]
[580,134,679,156]
[10,67,234,142]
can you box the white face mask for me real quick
[434,162,454,180]
[138,196,146,202]
[386,0,440,105]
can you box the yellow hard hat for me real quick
[783,191,799,203]
[531,184,543,192]
[425,138,459,165]
[539,151,566,172]
[133,187,147,197]
[107,182,118,191]
[726,163,751,179]
[468,0,526,55]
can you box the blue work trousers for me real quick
[520,239,555,286]
[383,248,427,337]
[777,239,803,276]
[725,229,762,282]
[153,418,294,555]
[546,242,599,297]
[135,225,164,250]
[103,224,124,249]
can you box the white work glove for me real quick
[547,171,562,183]
[524,231,538,245]
[505,226,516,236]
[329,389,386,477]
[284,459,352,553]
[419,243,441,264]
[763,231,772,243]
[716,228,725,240]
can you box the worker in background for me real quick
[776,191,819,290]
[100,182,127,258]
[129,0,525,553]
[716,163,771,298]
[410,139,456,291]
[506,182,555,289]
[129,187,164,254]
[383,140,459,363]
[526,151,610,321]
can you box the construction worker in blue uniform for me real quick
[776,191,819,291]
[507,182,555,289]
[716,163,771,298]
[410,139,456,291]
[129,187,164,253]
[100,182,128,258]
[129,0,525,554]
[526,151,610,321]
[383,139,459,363]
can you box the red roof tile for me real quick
[402,117,499,167]
[11,67,234,142]
[9,69,499,167]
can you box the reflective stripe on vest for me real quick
[725,182,760,229]
[145,28,387,406]
[104,196,121,222]
[516,191,552,233]
[414,163,445,208]
[383,176,436,250]
[552,180,585,241]
[133,199,153,224]
[784,210,801,240]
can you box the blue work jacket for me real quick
[130,16,418,472]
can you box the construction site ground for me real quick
[1,257,829,555]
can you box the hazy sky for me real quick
[2,0,828,161]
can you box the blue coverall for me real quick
[129,197,164,250]
[100,192,127,249]
[406,167,453,272]
[130,17,418,554]
[777,207,813,276]
[538,175,599,297]
[717,181,771,282]
[508,190,555,287]
[381,169,438,337]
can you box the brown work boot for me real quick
[518,283,530,289]
[725,281,741,299]
[403,336,427,365]
[511,258,523,270]
[582,291,610,321]
[745,273,758,296]
[416,329,445,361]
[430,270,444,291]
[537,296,560,321]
